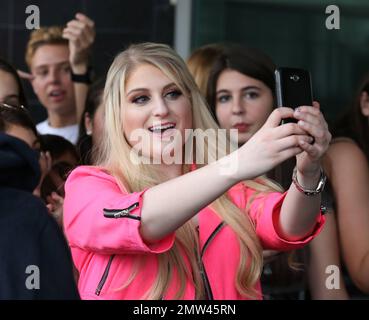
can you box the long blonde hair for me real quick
[96,42,282,299]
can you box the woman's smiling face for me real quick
[122,63,193,161]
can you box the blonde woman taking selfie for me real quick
[63,43,330,300]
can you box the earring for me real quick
[86,130,92,136]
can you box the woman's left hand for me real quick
[294,101,331,176]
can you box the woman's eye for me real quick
[244,91,259,100]
[165,90,182,100]
[132,95,149,105]
[217,95,231,103]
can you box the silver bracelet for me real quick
[292,166,327,196]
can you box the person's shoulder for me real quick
[325,138,368,177]
[327,138,366,161]
[65,165,118,188]
[67,165,111,178]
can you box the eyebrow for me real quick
[34,61,70,70]
[126,82,177,97]
[216,86,261,95]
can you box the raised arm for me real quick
[276,102,331,241]
[63,13,96,123]
[140,106,330,242]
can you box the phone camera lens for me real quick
[290,75,300,82]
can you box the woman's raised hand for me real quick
[293,101,331,177]
[229,103,331,183]
[230,107,313,181]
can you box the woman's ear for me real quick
[84,112,93,135]
[360,91,369,117]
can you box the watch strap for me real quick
[71,67,93,84]
[292,166,327,196]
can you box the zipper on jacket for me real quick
[199,259,213,300]
[103,202,140,220]
[198,221,226,300]
[201,221,226,256]
[95,255,115,296]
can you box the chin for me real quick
[237,134,252,146]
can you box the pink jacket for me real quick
[63,166,325,300]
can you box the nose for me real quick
[47,68,61,84]
[232,95,245,115]
[152,96,169,118]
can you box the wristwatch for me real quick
[292,166,327,196]
[71,66,93,84]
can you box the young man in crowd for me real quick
[23,13,95,144]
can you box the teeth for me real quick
[50,91,62,97]
[149,124,175,132]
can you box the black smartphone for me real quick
[275,67,313,124]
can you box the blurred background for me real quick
[1,0,369,125]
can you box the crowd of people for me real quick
[0,12,368,300]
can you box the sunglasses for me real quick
[0,102,27,112]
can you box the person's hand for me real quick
[231,107,311,181]
[293,101,331,179]
[62,13,95,72]
[17,69,35,82]
[33,151,52,197]
[46,192,64,227]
